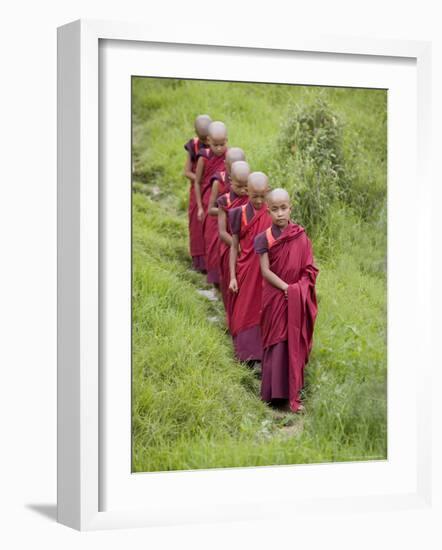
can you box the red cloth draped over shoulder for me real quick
[217,191,248,322]
[229,203,272,337]
[199,149,226,208]
[261,222,319,411]
[200,153,227,283]
[184,137,210,263]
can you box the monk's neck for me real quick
[275,221,289,231]
[197,137,209,147]
[251,203,267,214]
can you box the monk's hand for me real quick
[197,207,204,221]
[229,278,238,293]
[283,283,289,300]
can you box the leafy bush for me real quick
[270,98,352,237]
[278,97,345,172]
[271,96,386,240]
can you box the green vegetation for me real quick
[132,78,387,472]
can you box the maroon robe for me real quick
[229,202,272,361]
[198,151,227,284]
[184,137,210,271]
[256,222,318,411]
[217,190,248,325]
[203,170,230,286]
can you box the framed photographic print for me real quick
[57,19,433,530]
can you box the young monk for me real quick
[194,121,228,284]
[183,114,212,272]
[254,188,319,412]
[228,172,272,361]
[205,148,247,289]
[224,147,246,187]
[207,160,250,321]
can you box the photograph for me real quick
[131,76,387,473]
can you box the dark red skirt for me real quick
[192,255,206,273]
[232,325,262,362]
[261,341,290,401]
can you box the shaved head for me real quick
[247,171,269,192]
[208,121,227,140]
[231,160,250,182]
[194,114,212,137]
[247,172,269,210]
[226,147,245,167]
[267,188,290,204]
[267,187,292,227]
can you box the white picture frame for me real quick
[57,19,433,531]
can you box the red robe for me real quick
[184,137,210,271]
[203,170,231,286]
[260,222,318,411]
[217,190,248,325]
[229,203,272,360]
[198,151,227,284]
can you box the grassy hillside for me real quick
[132,78,387,472]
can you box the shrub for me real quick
[271,95,386,237]
[270,98,352,238]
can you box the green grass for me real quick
[131,77,387,472]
